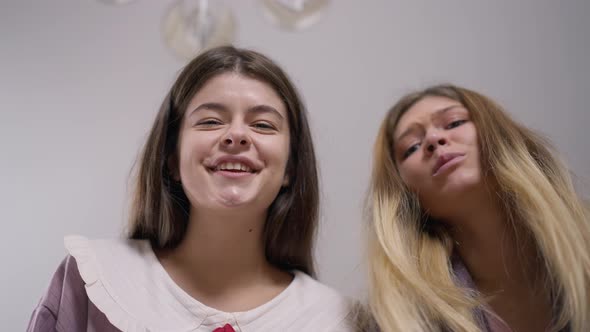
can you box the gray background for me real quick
[1,0,589,330]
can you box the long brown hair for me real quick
[128,46,319,276]
[367,84,590,331]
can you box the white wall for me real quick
[2,0,589,330]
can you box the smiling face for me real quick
[175,72,290,213]
[393,96,483,218]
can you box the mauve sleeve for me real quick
[27,255,90,332]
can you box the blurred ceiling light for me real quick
[260,0,330,31]
[98,0,137,5]
[162,0,235,60]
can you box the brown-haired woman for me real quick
[28,46,353,332]
[366,84,589,331]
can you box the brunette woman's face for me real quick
[175,73,290,213]
[393,96,483,218]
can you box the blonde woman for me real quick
[367,84,590,331]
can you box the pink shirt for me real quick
[27,236,354,332]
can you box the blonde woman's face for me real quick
[393,96,483,218]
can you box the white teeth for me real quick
[217,162,252,172]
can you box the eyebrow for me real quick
[394,104,464,142]
[249,104,285,120]
[189,102,285,120]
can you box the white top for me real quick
[64,235,354,332]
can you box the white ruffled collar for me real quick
[64,235,307,332]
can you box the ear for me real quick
[167,154,180,182]
[282,173,289,187]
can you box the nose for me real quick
[221,123,251,150]
[425,130,447,153]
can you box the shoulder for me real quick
[64,234,151,268]
[36,255,87,314]
[296,273,356,331]
[29,235,151,332]
[246,271,356,331]
[450,252,476,289]
[63,234,154,286]
[27,255,115,331]
[293,272,351,307]
[61,235,193,331]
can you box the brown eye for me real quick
[252,122,276,131]
[446,120,467,129]
[403,143,420,159]
[196,119,222,127]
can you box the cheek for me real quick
[397,162,425,190]
[258,136,290,166]
[178,134,212,168]
[454,123,478,146]
[452,125,481,164]
[279,141,290,166]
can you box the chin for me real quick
[213,194,255,208]
[440,177,482,198]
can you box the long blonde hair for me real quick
[367,84,590,331]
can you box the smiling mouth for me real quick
[210,162,256,174]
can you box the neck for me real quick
[445,186,553,331]
[447,187,539,293]
[159,206,287,301]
